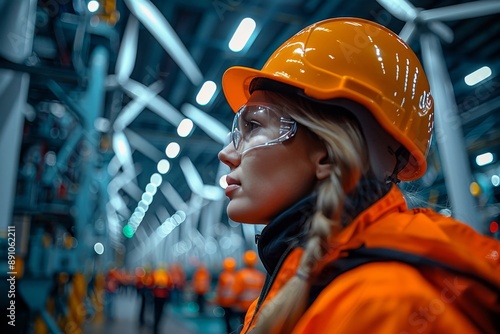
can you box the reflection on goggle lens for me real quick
[229,103,297,155]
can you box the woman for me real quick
[218,18,500,333]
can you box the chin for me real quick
[227,202,269,225]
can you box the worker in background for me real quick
[192,263,211,314]
[232,250,265,326]
[152,264,173,333]
[214,257,238,333]
[104,266,120,321]
[135,265,153,327]
[169,262,186,307]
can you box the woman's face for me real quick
[218,91,329,225]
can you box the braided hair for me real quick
[248,91,391,334]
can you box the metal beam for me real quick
[420,32,481,230]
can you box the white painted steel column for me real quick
[420,32,481,231]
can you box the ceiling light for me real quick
[469,181,481,196]
[219,175,228,189]
[157,159,171,174]
[177,118,194,137]
[491,175,499,187]
[93,242,104,255]
[229,18,256,52]
[165,142,180,158]
[150,173,163,186]
[94,117,110,132]
[112,132,133,166]
[87,0,100,13]
[475,152,494,166]
[137,201,149,211]
[145,183,157,195]
[196,81,217,105]
[141,192,153,205]
[123,224,135,238]
[464,66,492,86]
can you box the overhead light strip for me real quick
[229,18,256,52]
[464,66,492,86]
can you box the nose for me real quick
[218,142,240,169]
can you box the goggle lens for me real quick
[229,104,297,154]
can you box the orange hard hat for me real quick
[243,250,258,267]
[222,17,434,181]
[223,257,237,271]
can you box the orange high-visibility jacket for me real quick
[232,266,266,312]
[193,266,211,295]
[169,263,186,289]
[215,270,237,307]
[136,269,154,289]
[152,268,173,298]
[241,185,500,333]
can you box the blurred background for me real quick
[0,0,499,333]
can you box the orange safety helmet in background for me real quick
[193,264,211,295]
[243,250,258,267]
[222,17,434,182]
[223,257,237,271]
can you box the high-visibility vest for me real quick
[233,267,265,311]
[169,265,186,289]
[152,268,172,298]
[215,270,237,307]
[193,267,211,294]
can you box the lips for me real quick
[225,175,240,197]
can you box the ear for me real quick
[314,149,331,181]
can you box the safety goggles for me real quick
[229,103,298,155]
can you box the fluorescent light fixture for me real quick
[219,175,228,189]
[123,224,134,238]
[132,210,144,220]
[165,142,180,158]
[87,0,100,13]
[150,173,163,186]
[94,117,110,132]
[196,81,217,105]
[145,183,157,195]
[157,212,186,239]
[469,181,481,196]
[491,175,499,187]
[177,118,194,137]
[464,66,492,86]
[137,201,149,211]
[475,152,494,166]
[157,159,171,174]
[94,242,104,255]
[112,132,133,167]
[141,192,153,205]
[229,18,256,52]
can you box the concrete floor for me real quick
[83,289,229,334]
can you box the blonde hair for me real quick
[248,92,378,333]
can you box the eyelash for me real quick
[243,119,261,132]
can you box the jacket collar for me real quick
[334,184,407,246]
[257,194,316,275]
[256,185,406,275]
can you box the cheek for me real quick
[227,152,317,224]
